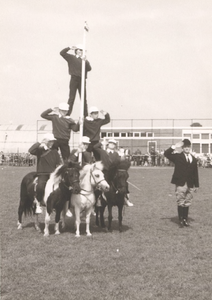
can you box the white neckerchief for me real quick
[107,149,114,154]
[86,116,94,121]
[58,112,71,119]
[184,153,192,163]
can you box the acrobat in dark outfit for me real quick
[60,45,92,117]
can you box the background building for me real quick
[0,119,211,155]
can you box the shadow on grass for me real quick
[161,216,195,225]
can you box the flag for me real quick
[84,22,89,32]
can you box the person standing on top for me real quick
[60,45,92,117]
[83,106,110,161]
[28,133,61,214]
[41,102,80,162]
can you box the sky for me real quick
[0,0,212,125]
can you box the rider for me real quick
[93,139,134,207]
[28,133,61,214]
[69,136,93,166]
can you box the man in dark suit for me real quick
[164,139,199,227]
[60,45,92,117]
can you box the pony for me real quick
[70,161,110,237]
[17,162,80,232]
[42,163,81,236]
[95,160,131,232]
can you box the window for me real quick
[16,125,24,130]
[101,132,106,138]
[202,144,209,153]
[183,134,191,138]
[134,132,140,137]
[114,132,119,137]
[147,132,153,137]
[201,133,209,139]
[127,132,133,137]
[192,143,200,153]
[107,133,112,137]
[121,133,126,137]
[141,132,146,137]
[193,134,200,139]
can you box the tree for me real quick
[190,122,202,127]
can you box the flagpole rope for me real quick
[127,181,141,191]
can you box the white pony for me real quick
[70,161,109,237]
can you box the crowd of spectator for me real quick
[0,151,36,166]
[118,147,212,168]
[1,149,212,168]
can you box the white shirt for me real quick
[184,153,193,163]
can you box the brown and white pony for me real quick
[43,163,81,236]
[18,162,80,232]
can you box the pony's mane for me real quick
[79,164,92,181]
[48,165,66,186]
[68,160,81,170]
[117,160,131,171]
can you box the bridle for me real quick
[80,167,106,194]
[60,167,80,191]
[111,169,128,194]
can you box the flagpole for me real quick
[78,21,88,165]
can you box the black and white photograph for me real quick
[1,1,212,299]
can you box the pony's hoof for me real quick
[55,231,60,235]
[44,232,49,237]
[35,225,40,231]
[86,233,92,236]
[17,224,22,230]
[75,234,80,238]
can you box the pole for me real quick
[78,21,88,165]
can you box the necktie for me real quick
[186,155,190,164]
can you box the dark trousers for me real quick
[68,75,88,117]
[55,138,70,162]
[36,174,50,203]
[87,141,100,161]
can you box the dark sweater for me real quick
[28,143,61,175]
[60,47,91,78]
[41,109,79,140]
[83,113,110,142]
[93,143,120,170]
[69,149,93,167]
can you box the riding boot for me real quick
[178,206,184,228]
[183,206,189,226]
[125,194,134,207]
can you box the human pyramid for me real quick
[28,43,200,229]
[28,43,134,216]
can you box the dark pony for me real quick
[95,159,131,232]
[17,161,81,231]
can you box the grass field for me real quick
[1,166,212,300]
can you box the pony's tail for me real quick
[19,178,34,216]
